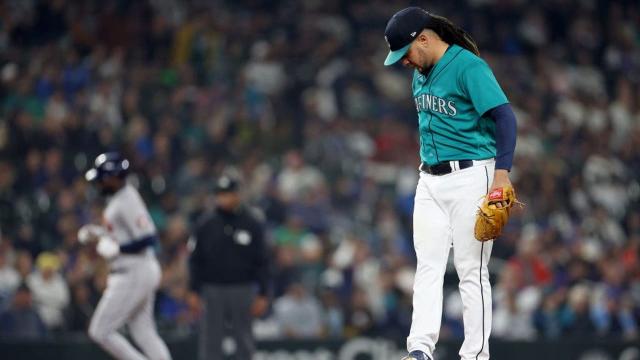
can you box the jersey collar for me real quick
[421,44,462,81]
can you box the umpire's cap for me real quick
[213,174,239,193]
[384,7,432,66]
[85,152,130,182]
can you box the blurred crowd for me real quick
[0,0,639,343]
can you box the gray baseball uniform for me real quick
[88,184,172,360]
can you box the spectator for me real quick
[492,289,539,340]
[273,283,324,338]
[0,284,47,338]
[319,289,344,338]
[272,214,324,289]
[26,252,70,331]
[14,251,34,282]
[157,283,199,334]
[276,150,326,204]
[560,284,595,337]
[344,287,375,337]
[65,283,95,332]
[0,248,19,309]
[533,290,564,339]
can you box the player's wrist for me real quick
[490,169,511,190]
[493,169,509,180]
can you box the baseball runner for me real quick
[77,152,172,360]
[383,8,518,360]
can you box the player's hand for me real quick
[488,169,512,208]
[251,295,269,317]
[96,237,120,259]
[186,291,204,315]
[77,224,105,244]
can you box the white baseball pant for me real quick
[407,159,495,360]
[88,256,172,360]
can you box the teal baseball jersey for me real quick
[412,44,508,165]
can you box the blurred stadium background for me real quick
[0,0,639,359]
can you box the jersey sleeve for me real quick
[459,60,508,116]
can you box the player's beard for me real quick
[416,48,433,75]
[419,58,433,75]
[98,183,118,196]
[419,65,433,75]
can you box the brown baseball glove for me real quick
[474,185,520,242]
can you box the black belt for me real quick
[420,160,474,175]
[120,234,157,254]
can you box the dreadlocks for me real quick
[428,14,480,56]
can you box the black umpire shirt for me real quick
[189,206,269,296]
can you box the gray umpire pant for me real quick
[199,284,255,360]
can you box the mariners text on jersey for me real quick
[414,93,457,116]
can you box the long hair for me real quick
[428,14,480,56]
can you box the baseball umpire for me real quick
[383,7,519,360]
[189,173,270,360]
[78,152,172,360]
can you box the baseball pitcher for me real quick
[78,152,172,360]
[383,7,519,360]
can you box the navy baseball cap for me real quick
[384,7,432,66]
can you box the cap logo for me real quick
[218,177,231,188]
[410,31,417,37]
[384,35,390,48]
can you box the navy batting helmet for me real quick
[85,152,130,182]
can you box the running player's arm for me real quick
[77,224,107,244]
[77,215,121,258]
[93,216,120,258]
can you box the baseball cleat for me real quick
[401,350,431,360]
